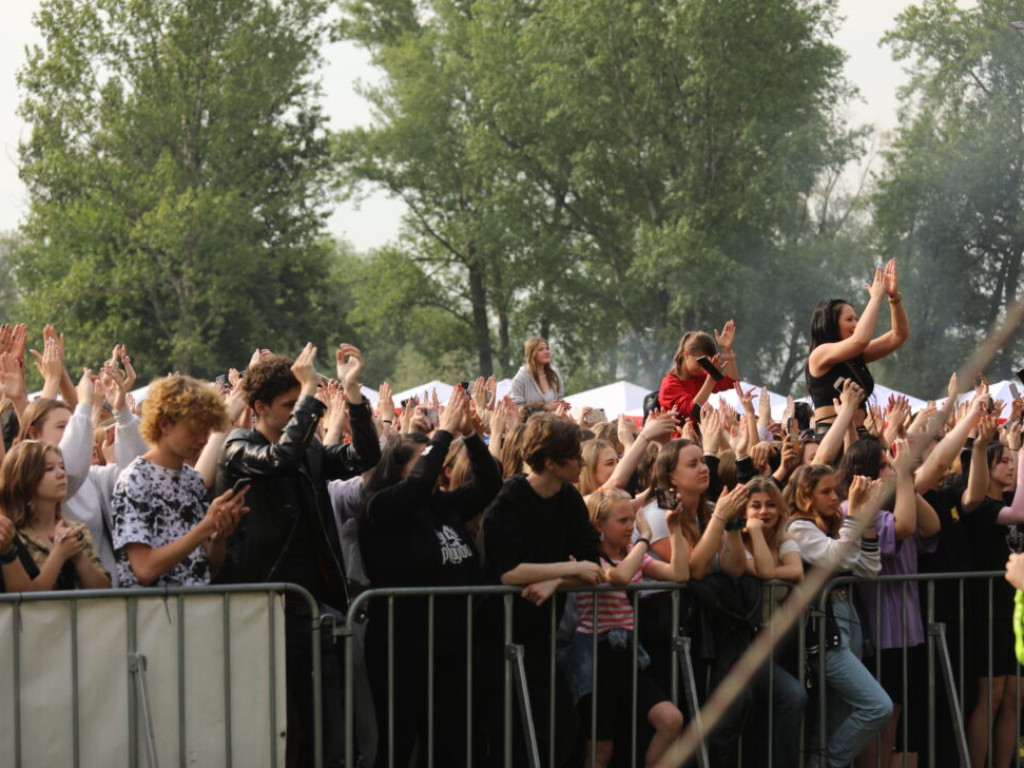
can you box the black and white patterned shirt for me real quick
[111,457,211,588]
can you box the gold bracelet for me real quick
[888,292,903,305]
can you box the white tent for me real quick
[391,380,454,407]
[869,383,927,414]
[563,380,650,420]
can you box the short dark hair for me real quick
[809,298,850,350]
[521,413,581,473]
[242,355,299,408]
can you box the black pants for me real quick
[285,611,345,768]
[365,638,468,768]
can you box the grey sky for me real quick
[0,0,922,252]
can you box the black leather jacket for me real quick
[215,394,381,610]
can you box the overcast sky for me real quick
[0,1,929,252]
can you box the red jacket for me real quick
[658,371,734,420]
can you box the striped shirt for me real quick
[575,554,654,634]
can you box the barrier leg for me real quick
[673,635,710,768]
[128,653,159,768]
[505,643,542,768]
[929,622,970,768]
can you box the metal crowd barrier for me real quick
[338,572,1019,768]
[0,583,318,768]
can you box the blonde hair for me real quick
[140,376,230,445]
[585,487,633,527]
[578,439,615,496]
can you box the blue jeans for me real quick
[818,596,893,767]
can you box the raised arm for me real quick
[605,410,679,489]
[808,265,887,376]
[863,260,910,364]
[690,485,749,580]
[915,383,980,494]
[815,379,865,467]
[962,415,998,514]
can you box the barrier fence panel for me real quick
[0,584,307,768]
[340,573,1022,768]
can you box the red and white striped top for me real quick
[575,554,654,635]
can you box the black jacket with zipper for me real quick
[214,394,381,611]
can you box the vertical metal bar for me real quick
[71,599,80,768]
[388,597,395,768]
[988,576,994,768]
[590,588,598,768]
[223,595,233,768]
[503,594,513,768]
[427,594,435,768]
[927,579,935,768]
[631,590,639,768]
[343,610,355,768]
[929,622,970,766]
[677,634,709,768]
[818,592,828,768]
[670,590,680,706]
[13,601,21,768]
[875,579,883,768]
[549,597,556,768]
[797,587,806,768]
[466,594,473,768]
[128,598,139,768]
[312,612,323,768]
[129,652,160,768]
[268,594,278,768]
[901,581,909,768]
[177,596,186,768]
[508,644,541,768]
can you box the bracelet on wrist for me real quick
[888,292,903,305]
[712,513,728,525]
[636,537,651,550]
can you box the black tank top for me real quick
[805,355,874,411]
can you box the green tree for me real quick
[15,0,335,380]
[340,0,865,392]
[874,0,1024,394]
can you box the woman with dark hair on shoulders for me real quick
[658,321,739,423]
[806,260,909,438]
[359,388,502,768]
[510,337,566,410]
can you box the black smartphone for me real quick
[231,478,251,497]
[697,356,724,382]
[1016,368,1024,387]
[458,381,470,392]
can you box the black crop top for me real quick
[805,355,874,411]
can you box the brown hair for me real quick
[671,332,717,379]
[242,355,299,409]
[0,440,64,528]
[524,337,561,394]
[17,398,72,443]
[744,475,788,551]
[652,438,708,545]
[591,421,622,453]
[578,439,615,496]
[140,376,230,445]
[784,464,840,538]
[521,413,581,473]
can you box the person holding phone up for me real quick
[657,321,739,423]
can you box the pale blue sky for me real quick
[0,0,928,252]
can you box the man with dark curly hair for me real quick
[217,341,381,768]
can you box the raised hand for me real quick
[713,319,736,351]
[883,258,899,297]
[290,342,319,395]
[848,476,884,519]
[99,364,128,412]
[335,344,364,388]
[0,352,25,403]
[439,388,468,435]
[838,378,865,409]
[866,264,886,301]
[378,381,396,425]
[713,484,751,522]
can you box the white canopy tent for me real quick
[563,380,650,420]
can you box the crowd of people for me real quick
[0,259,1022,768]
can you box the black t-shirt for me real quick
[962,491,1016,621]
[482,474,601,648]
